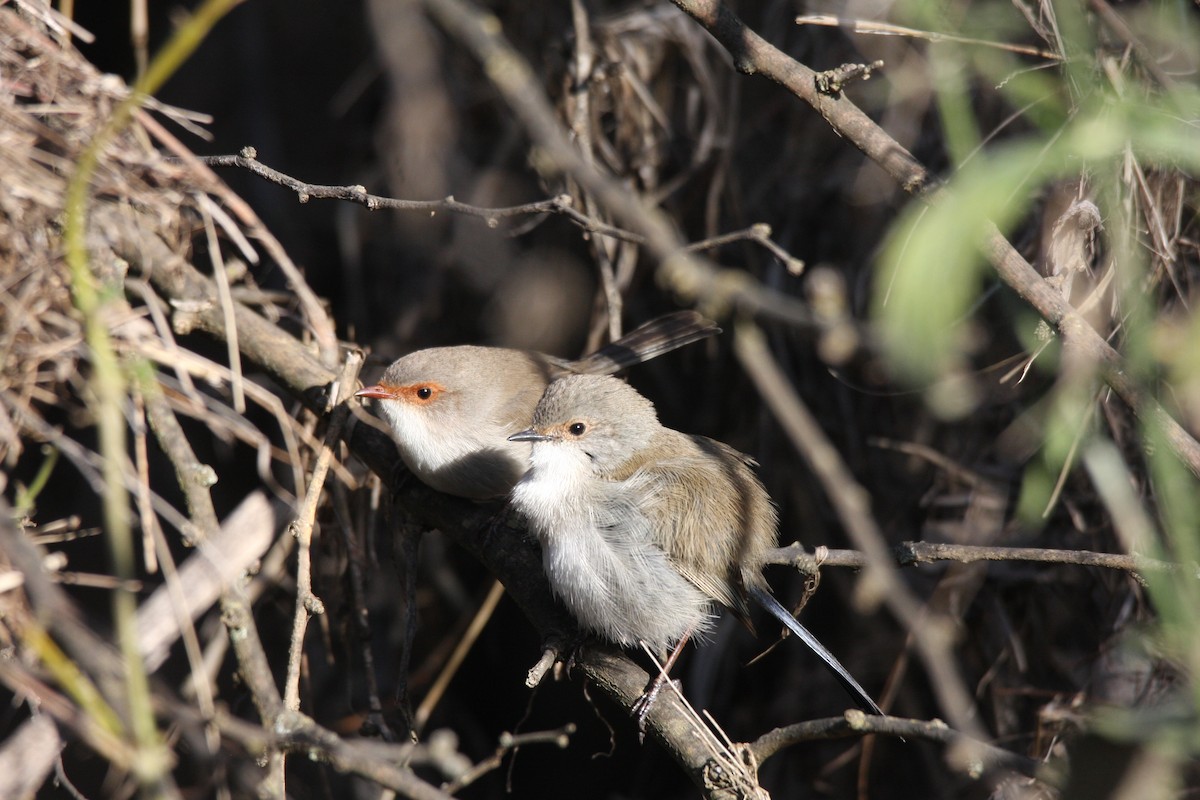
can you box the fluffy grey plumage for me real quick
[510,373,883,715]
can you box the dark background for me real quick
[9,1,1167,798]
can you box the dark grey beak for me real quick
[508,429,552,443]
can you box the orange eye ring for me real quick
[405,383,443,403]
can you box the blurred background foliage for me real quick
[871,0,1200,792]
[2,0,1200,797]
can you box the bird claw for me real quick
[631,677,682,742]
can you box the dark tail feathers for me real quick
[573,311,721,374]
[748,584,885,717]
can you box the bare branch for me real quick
[751,712,1045,780]
[669,0,1200,477]
[199,151,810,287]
[766,542,1179,579]
[734,323,987,745]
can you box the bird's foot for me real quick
[631,676,682,743]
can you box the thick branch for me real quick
[671,0,930,193]
[100,201,786,796]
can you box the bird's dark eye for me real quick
[568,422,586,436]
[416,386,433,400]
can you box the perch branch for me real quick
[100,199,771,796]
[98,190,1058,795]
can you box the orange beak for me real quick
[355,384,396,400]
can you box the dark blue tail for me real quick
[748,585,885,716]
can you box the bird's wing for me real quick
[615,435,764,616]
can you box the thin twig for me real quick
[670,0,1200,479]
[1,504,451,800]
[751,712,1046,780]
[734,322,988,749]
[566,0,623,345]
[794,14,1062,60]
[200,149,587,223]
[392,513,423,737]
[0,658,136,775]
[428,0,824,329]
[206,708,458,799]
[440,725,577,794]
[133,343,314,496]
[203,151,813,290]
[330,482,392,740]
[765,542,1182,576]
[283,350,364,711]
[196,194,246,414]
[414,579,506,736]
[1085,0,1175,89]
[682,223,805,275]
[141,379,283,726]
[130,388,159,573]
[135,493,275,674]
[137,115,339,368]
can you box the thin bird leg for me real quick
[632,629,693,737]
